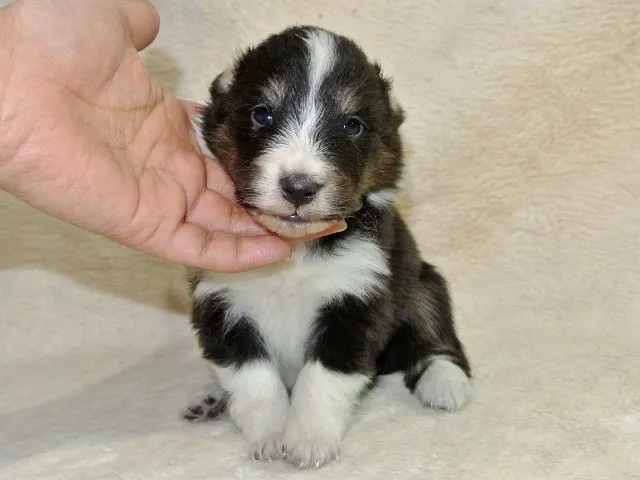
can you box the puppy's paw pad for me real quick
[182,394,226,422]
[415,358,471,411]
[283,437,340,469]
[249,434,285,462]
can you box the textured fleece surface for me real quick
[1,1,640,479]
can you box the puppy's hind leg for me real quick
[182,381,229,422]
[405,262,472,412]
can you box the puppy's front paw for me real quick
[282,428,340,469]
[248,434,285,462]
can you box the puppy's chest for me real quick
[195,236,389,386]
[224,264,327,387]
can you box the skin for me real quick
[0,0,333,272]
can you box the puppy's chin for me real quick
[251,211,347,240]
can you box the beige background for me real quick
[1,0,640,478]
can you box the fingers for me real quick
[122,0,161,51]
[167,224,291,273]
[286,221,348,244]
[203,156,236,199]
[187,189,267,236]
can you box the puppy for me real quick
[184,25,472,469]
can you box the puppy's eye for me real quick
[343,117,364,136]
[251,106,274,127]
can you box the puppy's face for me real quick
[201,26,405,234]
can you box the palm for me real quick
[2,0,289,271]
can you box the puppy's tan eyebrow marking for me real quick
[336,86,363,115]
[261,78,286,107]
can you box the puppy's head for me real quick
[201,26,405,237]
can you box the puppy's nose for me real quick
[280,174,323,207]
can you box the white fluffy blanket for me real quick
[1,1,639,478]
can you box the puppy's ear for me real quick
[198,68,240,173]
[372,61,405,130]
[388,92,406,131]
[210,68,235,97]
[206,67,235,124]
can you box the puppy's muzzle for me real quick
[279,174,324,207]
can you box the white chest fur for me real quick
[193,234,390,388]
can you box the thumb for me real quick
[122,0,160,51]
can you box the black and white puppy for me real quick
[184,25,472,469]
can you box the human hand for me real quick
[0,0,292,272]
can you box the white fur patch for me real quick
[252,136,331,215]
[283,361,370,469]
[210,361,289,460]
[304,29,336,106]
[215,68,234,94]
[251,28,337,215]
[190,114,214,158]
[194,234,389,389]
[415,356,472,411]
[367,188,398,211]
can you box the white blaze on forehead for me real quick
[304,28,337,100]
[267,28,337,175]
[297,28,337,152]
[252,28,338,211]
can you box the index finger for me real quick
[187,188,268,236]
[167,223,291,272]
